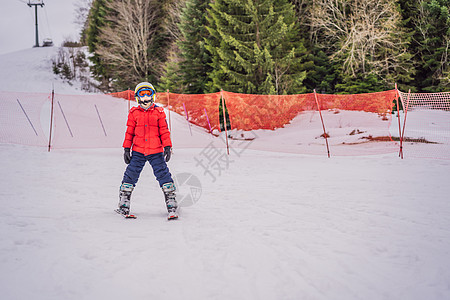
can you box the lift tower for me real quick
[27,0,45,48]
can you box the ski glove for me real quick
[124,148,131,164]
[164,146,172,162]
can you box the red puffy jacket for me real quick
[122,104,172,155]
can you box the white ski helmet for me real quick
[134,82,156,105]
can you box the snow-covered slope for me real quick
[0,47,95,94]
[1,144,449,300]
[1,48,450,300]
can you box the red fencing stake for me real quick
[167,90,172,132]
[221,90,230,155]
[127,89,131,112]
[395,83,403,159]
[314,89,330,158]
[48,87,54,152]
[400,89,411,159]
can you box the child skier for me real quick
[116,82,178,220]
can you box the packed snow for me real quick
[1,47,450,300]
[0,46,96,94]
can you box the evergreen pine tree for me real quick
[160,0,212,94]
[289,1,337,93]
[159,48,184,93]
[206,0,308,94]
[398,0,450,92]
[179,0,212,93]
[85,0,112,91]
[301,46,338,93]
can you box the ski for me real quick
[115,208,137,219]
[115,209,178,220]
[167,212,179,220]
[124,214,137,219]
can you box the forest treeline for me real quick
[80,0,450,94]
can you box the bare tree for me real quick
[93,0,183,88]
[95,0,161,85]
[440,38,450,88]
[309,0,412,83]
[163,0,183,42]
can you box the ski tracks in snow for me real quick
[1,145,450,299]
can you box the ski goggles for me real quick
[137,88,155,98]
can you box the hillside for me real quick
[0,47,96,94]
[1,47,450,300]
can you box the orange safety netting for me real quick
[108,89,399,156]
[0,91,50,147]
[397,90,450,159]
[110,89,396,132]
[3,88,428,157]
[222,90,395,131]
[51,93,129,149]
[219,90,397,156]
[155,92,221,132]
[222,91,315,131]
[109,90,135,101]
[315,90,396,114]
[110,91,222,131]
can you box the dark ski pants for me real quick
[122,151,173,187]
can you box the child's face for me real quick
[140,95,153,109]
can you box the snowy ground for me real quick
[0,47,96,94]
[1,47,450,300]
[1,143,450,300]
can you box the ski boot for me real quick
[162,182,178,220]
[116,183,134,216]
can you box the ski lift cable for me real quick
[43,5,53,39]
[36,4,46,39]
